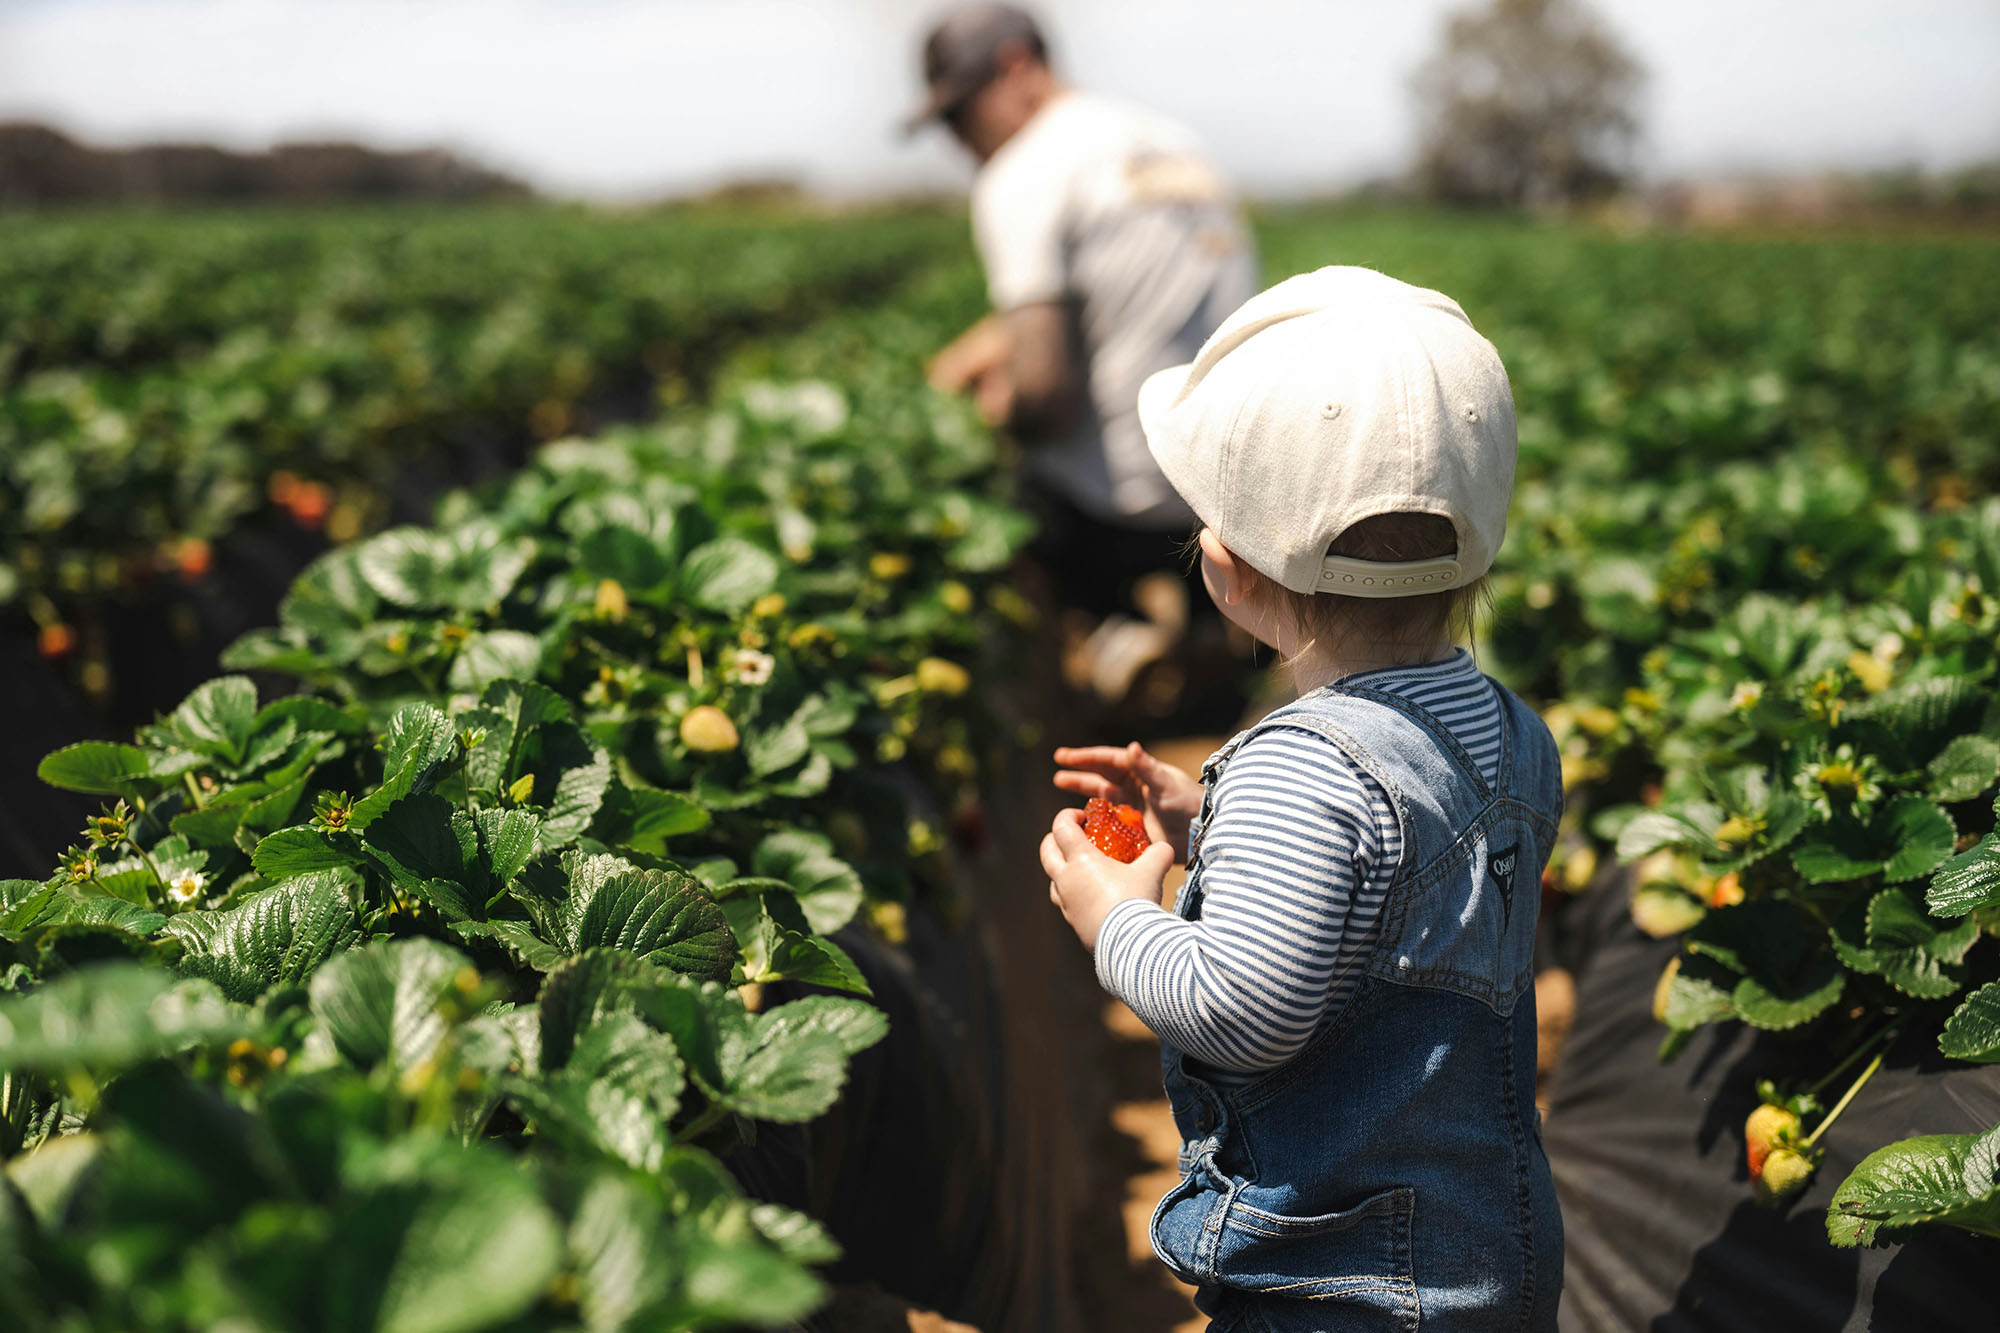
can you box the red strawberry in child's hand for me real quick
[1084,796,1150,864]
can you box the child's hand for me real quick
[1052,742,1203,862]
[1039,807,1174,952]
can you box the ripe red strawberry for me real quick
[1084,796,1149,864]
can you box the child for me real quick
[1040,267,1563,1332]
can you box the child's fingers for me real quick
[1134,839,1175,877]
[1050,809,1091,858]
[1038,831,1067,880]
[1052,770,1120,799]
[1129,743,1185,787]
[1052,746,1134,775]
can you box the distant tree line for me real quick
[0,122,530,206]
[1410,0,1642,209]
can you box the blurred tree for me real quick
[1410,0,1643,208]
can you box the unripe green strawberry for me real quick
[1652,957,1680,1024]
[1754,1146,1816,1204]
[1745,1102,1800,1178]
[679,705,739,753]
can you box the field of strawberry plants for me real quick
[4,204,2000,1330]
[0,208,965,707]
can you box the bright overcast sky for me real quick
[1,0,1996,199]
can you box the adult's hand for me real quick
[927,314,1011,394]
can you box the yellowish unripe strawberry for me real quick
[679,705,739,753]
[1754,1145,1815,1204]
[1630,885,1704,938]
[868,552,911,580]
[1652,956,1681,1024]
[915,656,970,696]
[1745,1102,1802,1179]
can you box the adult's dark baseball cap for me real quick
[902,4,1047,134]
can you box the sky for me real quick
[0,0,1996,200]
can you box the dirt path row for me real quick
[1093,737,1223,1333]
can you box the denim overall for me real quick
[1152,673,1565,1333]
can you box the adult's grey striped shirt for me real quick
[1094,650,1505,1077]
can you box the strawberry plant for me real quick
[1579,500,2000,1242]
[2,284,1031,1327]
[0,207,969,706]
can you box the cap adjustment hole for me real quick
[1321,402,1343,420]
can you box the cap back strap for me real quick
[1317,556,1464,598]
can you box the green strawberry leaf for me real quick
[678,537,779,613]
[252,825,360,880]
[1660,956,1736,1032]
[1828,1123,2000,1248]
[357,522,532,612]
[323,1139,562,1333]
[0,965,242,1073]
[473,808,540,889]
[546,853,733,979]
[747,1202,842,1265]
[1732,955,1845,1031]
[364,793,476,891]
[1864,887,1979,1000]
[505,1012,684,1173]
[1929,833,2000,917]
[308,937,472,1075]
[536,948,649,1071]
[447,630,544,693]
[704,994,886,1123]
[533,727,611,850]
[750,831,864,936]
[162,872,360,1002]
[593,784,709,856]
[348,703,459,831]
[1616,805,1722,862]
[461,679,569,798]
[1929,735,2000,803]
[165,676,259,767]
[1940,981,2000,1063]
[37,742,151,796]
[719,892,869,996]
[1791,797,1955,885]
[1881,798,1958,882]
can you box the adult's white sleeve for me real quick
[971,166,1071,309]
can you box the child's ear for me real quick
[1197,528,1255,607]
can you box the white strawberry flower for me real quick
[728,648,775,686]
[167,868,207,905]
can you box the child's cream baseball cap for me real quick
[1137,265,1517,598]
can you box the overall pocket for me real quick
[1148,1159,1232,1285]
[1210,1186,1420,1328]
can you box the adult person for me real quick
[906,4,1258,718]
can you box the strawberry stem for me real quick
[1804,1043,1891,1149]
[1804,1015,1900,1102]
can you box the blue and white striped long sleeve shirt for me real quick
[1094,650,1505,1076]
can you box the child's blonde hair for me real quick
[1278,513,1488,665]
